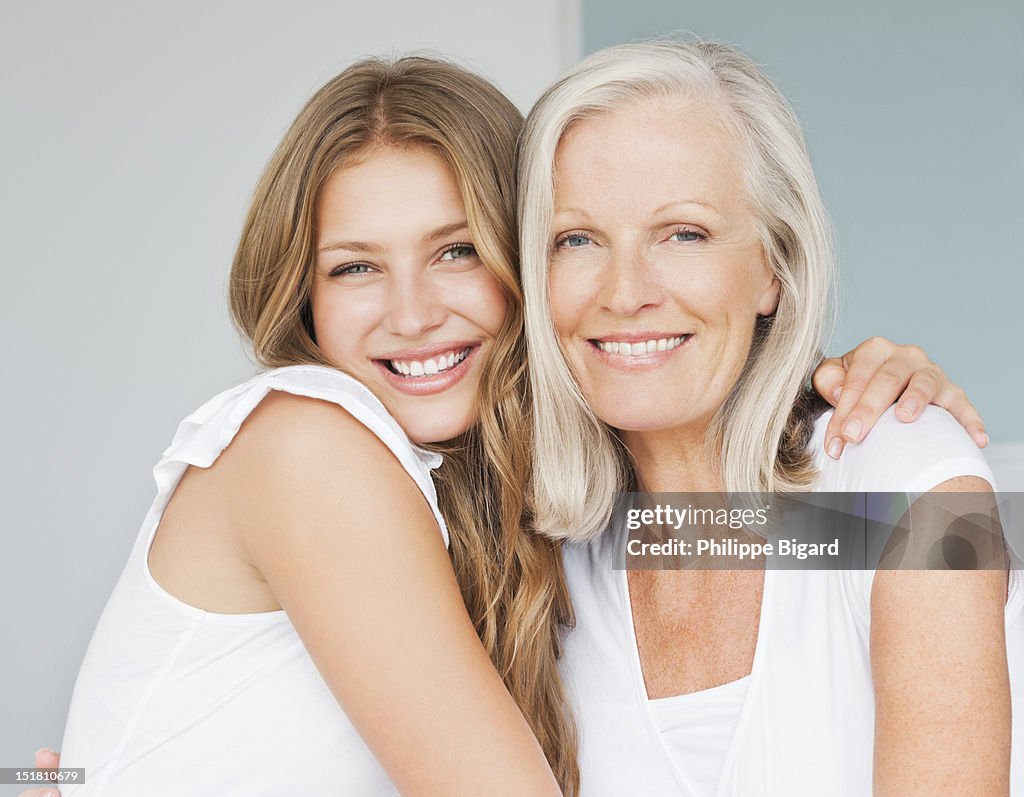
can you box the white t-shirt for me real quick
[560,406,1024,796]
[59,365,447,796]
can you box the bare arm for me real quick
[234,392,561,796]
[871,476,1010,796]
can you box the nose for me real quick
[597,244,663,317]
[383,269,447,338]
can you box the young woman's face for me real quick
[310,145,507,444]
[547,99,779,438]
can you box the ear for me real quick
[757,277,781,317]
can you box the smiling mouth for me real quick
[589,335,691,356]
[380,346,473,377]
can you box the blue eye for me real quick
[669,229,706,242]
[556,233,592,249]
[436,243,475,262]
[330,263,374,277]
[439,243,477,261]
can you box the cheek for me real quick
[689,256,767,323]
[445,269,509,336]
[700,268,767,370]
[547,268,590,341]
[477,275,510,335]
[309,284,377,362]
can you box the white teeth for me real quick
[596,336,686,357]
[387,347,470,377]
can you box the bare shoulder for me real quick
[927,474,993,494]
[217,388,421,506]
[873,474,1004,575]
[203,389,399,514]
[236,388,392,463]
[150,389,414,613]
[225,389,442,555]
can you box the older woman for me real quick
[520,41,1022,796]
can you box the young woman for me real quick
[519,39,1021,796]
[43,56,569,797]
[24,53,987,797]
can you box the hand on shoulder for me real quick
[813,406,995,494]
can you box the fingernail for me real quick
[976,432,990,448]
[35,747,55,757]
[843,419,863,442]
[827,437,843,459]
[832,386,842,403]
[897,400,917,419]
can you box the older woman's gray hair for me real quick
[519,39,836,541]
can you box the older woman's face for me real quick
[548,98,779,437]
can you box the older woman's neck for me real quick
[623,428,724,493]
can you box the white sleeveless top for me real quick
[59,365,447,796]
[561,407,1024,796]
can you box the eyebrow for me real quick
[552,200,721,217]
[317,219,471,254]
[652,199,720,215]
[552,206,591,219]
[425,220,471,243]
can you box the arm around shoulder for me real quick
[230,391,562,796]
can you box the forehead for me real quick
[553,98,748,215]
[317,145,465,238]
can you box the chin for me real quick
[399,410,476,446]
[591,408,667,433]
[605,417,682,434]
[589,397,704,436]
[582,392,665,430]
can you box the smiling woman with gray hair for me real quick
[519,39,1022,795]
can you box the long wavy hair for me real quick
[519,39,836,541]
[229,56,578,794]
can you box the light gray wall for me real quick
[584,0,1023,444]
[0,1,578,784]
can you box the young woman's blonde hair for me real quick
[519,39,836,541]
[229,56,579,794]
